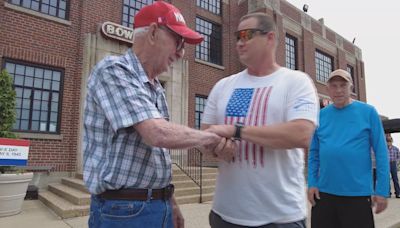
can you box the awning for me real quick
[382,118,400,133]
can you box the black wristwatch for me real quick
[233,122,244,141]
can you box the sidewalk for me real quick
[1,198,400,228]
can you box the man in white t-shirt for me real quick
[201,12,319,228]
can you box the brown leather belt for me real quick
[98,184,174,201]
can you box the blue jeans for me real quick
[390,161,400,196]
[89,195,173,228]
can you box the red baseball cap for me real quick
[134,1,204,45]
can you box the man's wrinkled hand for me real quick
[213,138,237,162]
[372,195,387,214]
[199,131,222,154]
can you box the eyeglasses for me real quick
[159,26,185,52]
[234,29,269,42]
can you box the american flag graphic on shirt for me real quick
[225,87,273,168]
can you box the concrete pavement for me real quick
[1,198,400,228]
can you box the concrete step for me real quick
[172,172,217,181]
[48,183,90,205]
[174,185,215,197]
[176,193,214,205]
[62,177,89,194]
[172,167,218,175]
[172,178,216,188]
[75,173,83,180]
[39,191,89,219]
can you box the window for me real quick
[8,0,68,19]
[122,0,154,28]
[285,34,297,70]
[315,50,333,83]
[196,0,221,15]
[347,65,356,93]
[4,60,63,133]
[195,17,222,65]
[195,95,207,129]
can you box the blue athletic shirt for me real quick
[308,100,389,197]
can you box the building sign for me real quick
[101,22,134,44]
[0,138,30,166]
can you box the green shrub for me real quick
[0,69,17,139]
[0,69,18,173]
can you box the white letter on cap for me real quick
[174,12,186,24]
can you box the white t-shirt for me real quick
[202,67,319,226]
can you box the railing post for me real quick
[171,148,203,203]
[199,151,203,203]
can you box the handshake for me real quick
[199,124,240,163]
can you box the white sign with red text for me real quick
[0,138,30,166]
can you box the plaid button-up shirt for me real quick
[83,49,171,194]
[388,145,400,162]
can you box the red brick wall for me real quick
[326,29,336,44]
[280,1,301,22]
[358,60,366,101]
[337,48,346,69]
[311,20,322,36]
[275,11,286,66]
[228,1,248,75]
[0,0,83,171]
[302,30,316,79]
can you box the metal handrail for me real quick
[170,148,203,203]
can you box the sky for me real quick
[288,0,400,143]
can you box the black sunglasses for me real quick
[234,28,269,42]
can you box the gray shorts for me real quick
[209,210,306,228]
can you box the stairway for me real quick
[38,173,90,218]
[38,165,218,218]
[172,166,218,205]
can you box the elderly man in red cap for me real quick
[308,69,389,228]
[83,1,230,227]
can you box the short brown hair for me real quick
[240,12,276,33]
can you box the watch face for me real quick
[234,123,243,140]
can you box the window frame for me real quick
[285,34,298,70]
[8,0,69,20]
[121,0,154,28]
[195,16,223,66]
[194,95,208,129]
[196,0,221,15]
[2,58,64,134]
[315,50,334,83]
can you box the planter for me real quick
[0,172,33,217]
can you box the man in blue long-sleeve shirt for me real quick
[308,69,389,228]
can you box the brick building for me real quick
[0,0,365,184]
